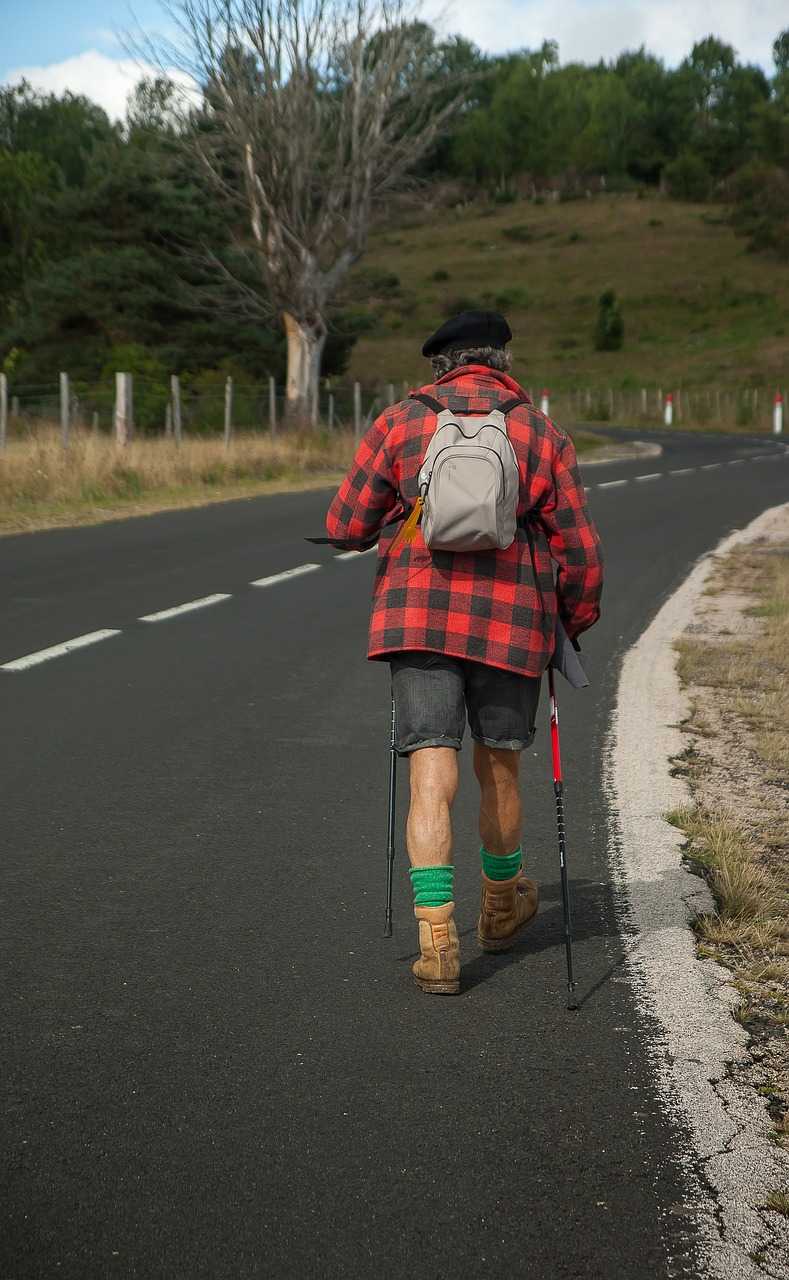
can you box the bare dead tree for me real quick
[140,1,466,424]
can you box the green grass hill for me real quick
[345,195,789,393]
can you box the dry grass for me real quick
[0,417,608,534]
[761,1188,789,1217]
[0,424,356,533]
[667,804,786,939]
[671,534,789,1145]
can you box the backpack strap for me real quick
[410,392,447,414]
[410,393,531,416]
[498,396,531,414]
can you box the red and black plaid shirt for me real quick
[326,365,603,677]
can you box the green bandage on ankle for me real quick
[409,865,454,909]
[480,846,522,881]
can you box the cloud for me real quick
[4,49,194,122]
[429,0,786,69]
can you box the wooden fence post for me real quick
[328,393,335,430]
[60,371,70,448]
[387,382,395,406]
[92,411,99,434]
[641,388,647,415]
[0,373,7,449]
[114,372,129,445]
[170,375,182,445]
[11,395,19,419]
[354,381,362,439]
[224,376,233,447]
[269,376,277,435]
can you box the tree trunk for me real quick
[283,312,326,427]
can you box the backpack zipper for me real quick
[421,443,507,499]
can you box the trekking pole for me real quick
[384,695,397,937]
[548,665,579,1010]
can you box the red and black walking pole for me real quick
[548,664,579,1010]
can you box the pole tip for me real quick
[567,986,579,1011]
[384,922,393,939]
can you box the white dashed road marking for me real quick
[7,447,787,671]
[336,547,377,560]
[251,563,320,588]
[1,629,121,672]
[139,593,232,622]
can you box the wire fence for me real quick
[0,372,786,447]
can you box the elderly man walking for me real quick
[326,311,603,995]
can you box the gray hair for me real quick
[430,345,513,379]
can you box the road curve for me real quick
[1,429,787,1278]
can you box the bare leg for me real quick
[406,747,459,867]
[473,743,522,855]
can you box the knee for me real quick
[410,747,459,807]
[474,744,520,792]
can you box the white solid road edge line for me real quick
[669,467,695,475]
[139,593,232,622]
[250,563,320,587]
[605,501,789,1277]
[701,462,722,470]
[1,628,121,672]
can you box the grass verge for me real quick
[668,536,789,1148]
[0,421,608,536]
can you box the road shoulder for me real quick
[606,502,789,1280]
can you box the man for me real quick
[326,310,603,995]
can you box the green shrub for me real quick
[594,288,624,352]
[493,287,531,309]
[501,224,535,243]
[664,152,712,201]
[431,269,450,282]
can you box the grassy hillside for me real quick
[346,195,789,393]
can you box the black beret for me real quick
[422,309,512,358]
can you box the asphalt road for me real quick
[2,429,788,1279]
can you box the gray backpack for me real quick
[411,393,528,552]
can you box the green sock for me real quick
[409,865,454,909]
[480,846,522,881]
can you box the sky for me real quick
[1,0,786,122]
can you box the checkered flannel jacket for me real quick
[326,365,603,677]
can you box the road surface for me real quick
[2,429,787,1278]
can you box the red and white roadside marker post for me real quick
[540,388,550,415]
[664,392,674,427]
[773,390,784,435]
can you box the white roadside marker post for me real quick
[664,392,673,427]
[0,372,7,450]
[60,371,70,449]
[540,388,550,415]
[774,390,784,435]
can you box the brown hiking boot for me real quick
[413,902,460,995]
[477,871,539,952]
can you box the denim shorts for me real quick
[389,651,542,755]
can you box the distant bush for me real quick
[493,287,531,309]
[730,163,789,261]
[431,269,450,282]
[594,288,624,351]
[664,152,712,201]
[501,224,535,243]
[442,296,483,317]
